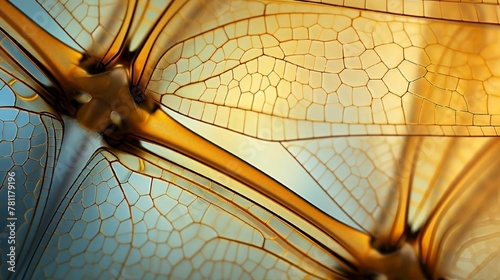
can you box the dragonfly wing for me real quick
[26,0,128,59]
[282,136,407,236]
[408,137,494,230]
[3,0,500,277]
[30,148,354,279]
[301,0,500,24]
[144,1,500,140]
[415,138,500,278]
[435,189,500,279]
[0,52,63,278]
[137,0,500,248]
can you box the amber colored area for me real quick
[1,0,500,279]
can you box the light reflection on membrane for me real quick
[163,106,362,231]
[138,138,356,263]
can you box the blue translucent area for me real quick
[13,150,29,165]
[0,107,19,121]
[15,110,29,126]
[8,0,83,52]
[2,120,18,141]
[0,141,13,155]
[33,155,134,279]
[0,155,13,172]
[0,83,15,106]
[18,123,35,138]
[32,151,315,279]
[0,108,62,279]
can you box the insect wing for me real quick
[30,148,353,279]
[0,34,63,278]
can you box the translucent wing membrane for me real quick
[417,139,500,279]
[31,149,352,279]
[126,0,173,51]
[283,136,406,236]
[34,0,127,59]
[303,0,500,24]
[0,30,61,118]
[0,32,53,91]
[0,71,63,278]
[146,1,500,140]
[436,189,500,279]
[408,137,494,230]
[133,0,267,85]
[2,0,500,278]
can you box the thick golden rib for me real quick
[131,0,187,85]
[0,2,80,90]
[407,137,455,231]
[124,106,373,265]
[126,0,174,52]
[30,148,351,279]
[376,136,421,249]
[0,33,56,106]
[282,136,406,236]
[101,0,137,64]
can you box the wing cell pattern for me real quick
[3,0,500,278]
[35,0,127,58]
[32,150,346,279]
[0,79,63,278]
[148,2,500,140]
[283,136,405,235]
[136,0,266,87]
[305,0,500,24]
